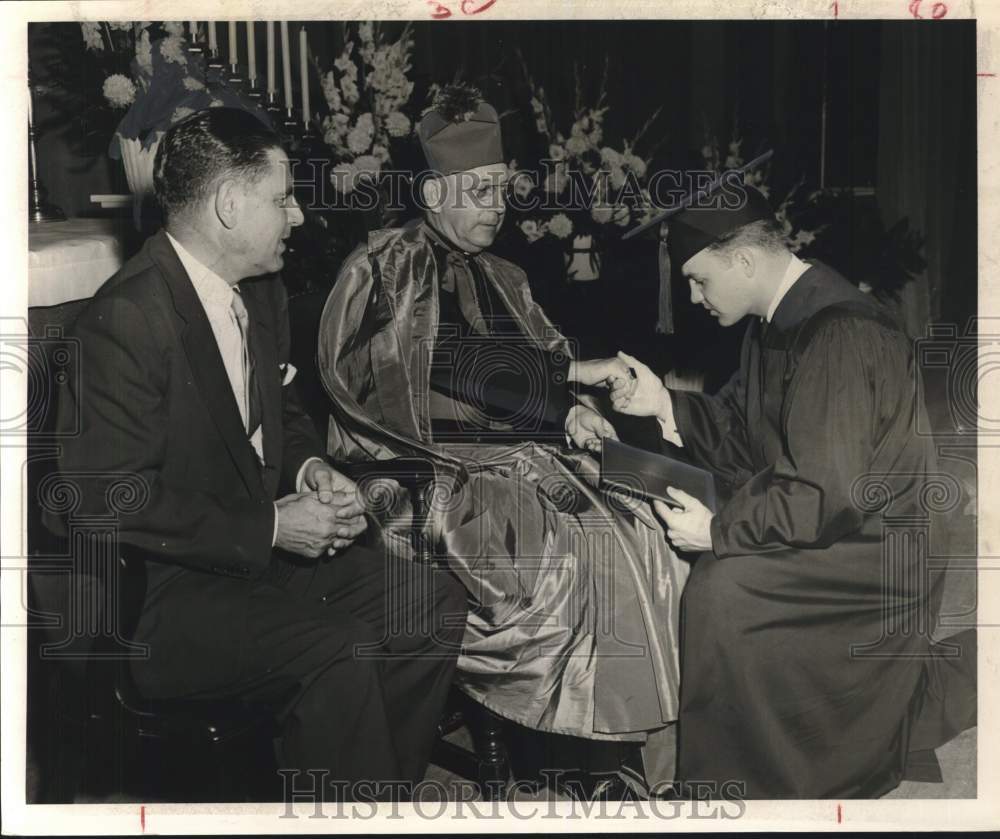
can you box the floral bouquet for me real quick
[82,22,268,209]
[319,21,416,203]
[508,53,665,277]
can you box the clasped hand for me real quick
[275,462,392,559]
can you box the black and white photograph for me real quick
[2,0,997,832]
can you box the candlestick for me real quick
[281,107,302,145]
[280,22,293,110]
[185,21,204,58]
[299,26,310,126]
[208,21,217,53]
[265,90,283,126]
[266,22,276,95]
[247,22,257,85]
[228,21,238,66]
[28,76,65,223]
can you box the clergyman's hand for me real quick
[610,351,670,419]
[652,487,714,553]
[566,404,619,454]
[568,357,638,391]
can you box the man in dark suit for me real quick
[47,108,467,799]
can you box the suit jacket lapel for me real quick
[147,231,265,497]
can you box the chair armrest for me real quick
[327,456,439,563]
[329,456,438,493]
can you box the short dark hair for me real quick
[153,107,283,222]
[706,218,788,261]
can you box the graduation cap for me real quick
[417,85,504,175]
[623,149,775,333]
[622,149,774,258]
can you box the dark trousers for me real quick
[134,547,468,799]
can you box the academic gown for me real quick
[317,220,690,745]
[669,261,969,798]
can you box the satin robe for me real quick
[317,221,690,741]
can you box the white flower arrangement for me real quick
[102,73,137,108]
[513,51,665,246]
[318,22,416,196]
[547,212,574,239]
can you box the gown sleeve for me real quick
[709,315,901,557]
[668,321,756,487]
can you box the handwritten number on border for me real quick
[428,0,499,18]
[909,0,949,18]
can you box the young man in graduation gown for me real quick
[609,179,975,798]
[317,84,689,786]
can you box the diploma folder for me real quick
[600,438,718,513]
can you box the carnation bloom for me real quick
[549,143,567,162]
[385,111,411,138]
[347,116,374,155]
[548,213,573,239]
[163,21,186,37]
[159,35,187,65]
[182,76,204,91]
[102,74,137,108]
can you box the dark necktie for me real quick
[230,290,263,441]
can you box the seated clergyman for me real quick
[317,84,687,789]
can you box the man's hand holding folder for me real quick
[653,488,714,553]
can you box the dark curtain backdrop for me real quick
[31,20,977,347]
[878,21,977,335]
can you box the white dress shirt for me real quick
[166,233,319,546]
[765,253,810,323]
[167,233,264,462]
